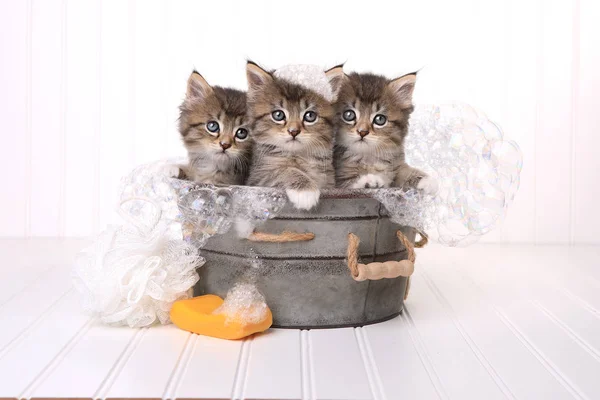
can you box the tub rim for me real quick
[177,180,406,200]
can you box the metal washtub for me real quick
[191,188,415,329]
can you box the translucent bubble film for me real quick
[392,103,523,246]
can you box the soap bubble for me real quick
[232,186,287,222]
[118,160,192,227]
[388,102,524,246]
[212,282,269,326]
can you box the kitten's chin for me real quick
[349,140,374,154]
[281,139,305,153]
[214,152,234,167]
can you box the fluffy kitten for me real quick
[178,71,252,185]
[333,71,437,194]
[245,62,343,210]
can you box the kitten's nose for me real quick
[358,129,370,138]
[288,127,301,138]
[220,142,231,150]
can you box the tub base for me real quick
[272,310,402,330]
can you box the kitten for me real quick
[245,62,343,210]
[333,71,438,194]
[178,71,252,185]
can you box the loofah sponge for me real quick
[170,295,273,340]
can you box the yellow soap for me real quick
[170,295,273,340]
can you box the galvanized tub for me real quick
[191,188,415,329]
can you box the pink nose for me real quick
[288,128,301,137]
[358,129,369,138]
[220,142,231,150]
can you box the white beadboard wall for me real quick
[0,0,599,244]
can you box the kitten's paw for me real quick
[286,189,320,210]
[164,164,183,179]
[352,174,387,189]
[417,176,439,196]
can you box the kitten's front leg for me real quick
[395,164,439,195]
[286,189,320,210]
[416,176,439,195]
[283,168,320,210]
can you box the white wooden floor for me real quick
[1,239,599,400]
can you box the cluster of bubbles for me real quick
[212,282,270,326]
[113,161,286,327]
[73,162,204,328]
[178,185,288,246]
[377,103,522,246]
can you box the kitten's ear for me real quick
[187,71,213,100]
[246,61,273,92]
[325,64,345,100]
[387,72,417,108]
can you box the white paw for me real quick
[417,176,439,196]
[351,174,387,189]
[163,164,182,178]
[286,189,320,210]
[235,217,255,239]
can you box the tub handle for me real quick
[248,230,315,242]
[346,230,415,282]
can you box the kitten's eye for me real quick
[235,128,249,141]
[373,114,387,126]
[303,111,317,123]
[271,110,286,122]
[206,121,220,133]
[343,110,356,122]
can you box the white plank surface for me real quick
[98,0,136,230]
[0,290,92,397]
[132,0,168,166]
[106,325,190,398]
[63,0,102,237]
[30,0,63,237]
[0,266,73,351]
[174,334,243,399]
[0,238,83,304]
[535,0,575,243]
[244,329,302,400]
[364,318,441,400]
[573,0,600,243]
[310,328,373,400]
[31,324,139,398]
[2,239,600,400]
[419,263,574,399]
[501,0,539,243]
[0,0,29,236]
[405,275,507,400]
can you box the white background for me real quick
[0,0,598,244]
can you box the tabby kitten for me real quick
[245,62,343,210]
[178,71,252,185]
[333,71,437,193]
